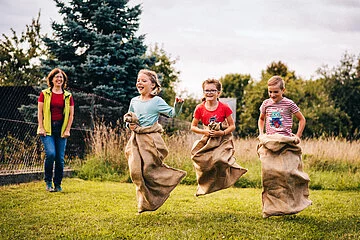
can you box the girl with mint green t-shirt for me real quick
[124,69,186,213]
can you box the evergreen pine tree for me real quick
[42,0,148,124]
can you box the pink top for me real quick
[260,97,300,136]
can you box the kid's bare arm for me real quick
[258,113,266,135]
[223,114,235,135]
[191,118,211,136]
[294,111,306,138]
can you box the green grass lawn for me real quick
[1,178,359,240]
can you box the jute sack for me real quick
[191,122,247,196]
[257,134,312,218]
[124,112,186,213]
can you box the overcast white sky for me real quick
[1,0,360,96]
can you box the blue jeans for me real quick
[40,121,67,186]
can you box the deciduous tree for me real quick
[146,43,179,104]
[318,52,360,139]
[0,12,45,86]
[219,73,250,135]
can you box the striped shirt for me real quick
[259,97,300,136]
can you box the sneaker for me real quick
[54,185,62,192]
[46,182,54,192]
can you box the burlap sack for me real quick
[124,116,186,213]
[257,134,312,218]
[191,123,247,196]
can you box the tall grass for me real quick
[76,122,130,182]
[77,123,360,190]
[302,138,360,170]
[301,138,360,190]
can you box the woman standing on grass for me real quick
[190,78,247,196]
[37,68,74,192]
[124,69,186,213]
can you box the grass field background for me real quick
[77,134,360,191]
[1,178,359,239]
[2,134,360,239]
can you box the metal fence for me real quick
[0,118,89,174]
[0,86,191,176]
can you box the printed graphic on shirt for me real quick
[269,109,284,130]
[209,115,217,123]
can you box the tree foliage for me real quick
[0,12,45,86]
[146,43,180,104]
[42,0,149,124]
[42,0,147,101]
[318,52,360,138]
[299,79,351,138]
[178,96,200,122]
[219,73,250,135]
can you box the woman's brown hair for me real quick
[46,68,68,90]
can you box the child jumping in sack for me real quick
[190,78,247,196]
[124,69,186,214]
[257,76,312,218]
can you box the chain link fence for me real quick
[0,86,191,178]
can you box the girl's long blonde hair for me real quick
[138,69,162,96]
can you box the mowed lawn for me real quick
[0,178,359,240]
